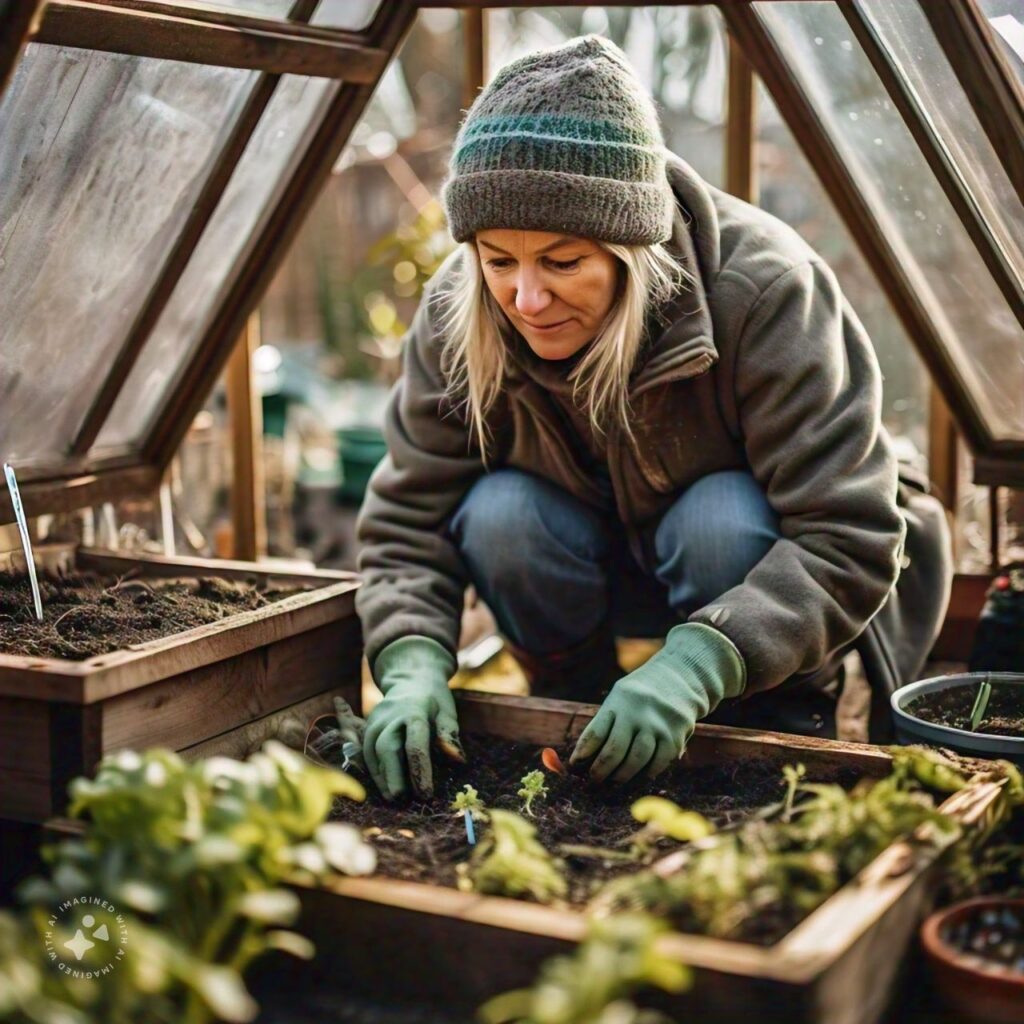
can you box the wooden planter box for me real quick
[283,691,1004,1024]
[0,547,361,823]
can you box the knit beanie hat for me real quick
[442,35,675,246]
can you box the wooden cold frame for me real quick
[0,548,361,823]
[281,691,1005,1024]
[0,0,416,522]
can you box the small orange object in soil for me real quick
[541,747,566,775]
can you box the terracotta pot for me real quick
[921,897,1024,1023]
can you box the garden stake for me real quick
[464,809,476,846]
[3,463,42,621]
[969,674,993,732]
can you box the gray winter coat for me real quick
[356,154,953,716]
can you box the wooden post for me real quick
[726,34,757,203]
[462,6,487,112]
[928,386,959,513]
[225,315,267,562]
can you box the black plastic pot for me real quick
[891,673,1024,765]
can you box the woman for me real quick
[355,35,952,800]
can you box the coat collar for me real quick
[505,153,722,398]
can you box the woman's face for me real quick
[475,229,620,360]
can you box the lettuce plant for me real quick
[1,742,372,1024]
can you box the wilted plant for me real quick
[518,771,549,817]
[479,913,689,1024]
[457,810,567,903]
[3,743,372,1024]
[592,747,993,942]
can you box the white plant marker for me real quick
[3,463,43,621]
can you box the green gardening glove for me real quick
[364,635,465,800]
[570,623,746,784]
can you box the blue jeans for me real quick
[449,468,844,736]
[449,468,779,654]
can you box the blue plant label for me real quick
[464,808,476,846]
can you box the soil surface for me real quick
[907,683,1024,738]
[0,571,305,660]
[332,735,852,907]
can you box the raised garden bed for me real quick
[0,547,361,823]
[280,691,1006,1024]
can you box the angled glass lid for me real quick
[753,0,1024,444]
[0,44,257,466]
[94,74,340,452]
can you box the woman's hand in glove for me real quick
[570,623,746,783]
[363,636,464,800]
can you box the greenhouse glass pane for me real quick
[754,1,1024,442]
[757,80,930,471]
[980,1,1024,90]
[858,1,1024,282]
[95,75,339,451]
[488,7,728,188]
[160,0,382,31]
[0,44,255,464]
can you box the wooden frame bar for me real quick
[840,0,1024,336]
[719,3,995,459]
[920,0,1024,209]
[143,1,418,469]
[462,6,488,112]
[0,1,44,101]
[225,315,267,562]
[34,1,388,80]
[726,33,757,203]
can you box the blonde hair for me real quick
[437,240,688,456]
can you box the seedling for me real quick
[970,674,994,732]
[631,797,715,847]
[518,770,549,817]
[452,783,487,846]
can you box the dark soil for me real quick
[0,571,306,660]
[333,735,853,907]
[907,683,1024,738]
[942,904,1024,975]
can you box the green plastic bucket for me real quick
[336,426,387,503]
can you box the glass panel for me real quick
[757,81,930,469]
[858,0,1024,286]
[980,0,1024,89]
[487,7,728,188]
[0,44,255,464]
[754,1,1024,442]
[160,0,382,31]
[95,74,339,451]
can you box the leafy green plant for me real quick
[518,771,549,818]
[592,748,994,943]
[451,783,487,822]
[1,743,372,1024]
[457,810,567,903]
[479,913,689,1024]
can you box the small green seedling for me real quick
[451,783,487,820]
[518,770,549,817]
[970,674,994,732]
